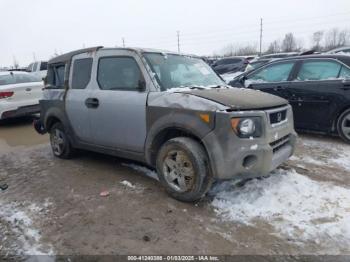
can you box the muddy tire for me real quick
[49,122,74,159]
[156,137,212,202]
[337,109,350,144]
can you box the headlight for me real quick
[239,119,256,135]
[231,117,262,138]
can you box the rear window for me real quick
[71,58,93,89]
[15,73,41,83]
[0,74,16,85]
[0,73,40,85]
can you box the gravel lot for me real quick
[1,117,350,260]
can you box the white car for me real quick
[27,61,48,78]
[0,71,43,120]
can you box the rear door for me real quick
[288,59,348,131]
[244,61,296,99]
[89,49,148,152]
[65,53,94,142]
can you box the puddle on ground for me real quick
[0,117,48,154]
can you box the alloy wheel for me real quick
[162,150,195,193]
[51,128,65,156]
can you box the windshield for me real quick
[143,53,224,91]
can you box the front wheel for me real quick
[50,122,74,159]
[156,137,212,202]
[337,109,350,144]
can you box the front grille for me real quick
[269,109,287,125]
[270,134,290,154]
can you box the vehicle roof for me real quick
[48,46,196,65]
[270,54,350,65]
[326,46,350,53]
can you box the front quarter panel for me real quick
[144,91,228,165]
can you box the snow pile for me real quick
[211,169,350,248]
[120,180,136,189]
[301,138,350,171]
[0,201,53,255]
[122,163,159,181]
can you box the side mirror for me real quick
[138,79,146,92]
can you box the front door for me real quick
[89,50,148,152]
[288,59,348,131]
[244,61,296,100]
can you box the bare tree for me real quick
[312,31,324,51]
[266,40,281,54]
[325,28,350,50]
[13,56,19,69]
[281,33,298,52]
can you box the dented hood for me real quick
[182,88,288,110]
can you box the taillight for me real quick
[0,91,14,99]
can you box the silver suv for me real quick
[35,46,297,202]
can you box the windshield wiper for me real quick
[188,86,206,90]
[208,85,229,89]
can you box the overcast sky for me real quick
[1,0,349,67]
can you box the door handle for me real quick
[25,88,32,92]
[273,86,285,91]
[85,98,99,108]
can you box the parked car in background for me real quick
[211,57,249,74]
[27,61,48,78]
[0,71,43,120]
[36,46,296,202]
[253,52,299,61]
[326,46,350,55]
[229,54,350,143]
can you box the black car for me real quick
[229,54,350,143]
[212,57,249,74]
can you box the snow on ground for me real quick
[120,180,136,189]
[121,136,350,252]
[211,168,350,251]
[300,137,350,171]
[0,201,54,256]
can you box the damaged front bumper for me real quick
[202,106,297,180]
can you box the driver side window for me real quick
[247,62,295,84]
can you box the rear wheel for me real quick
[337,109,350,144]
[156,137,212,202]
[50,122,74,159]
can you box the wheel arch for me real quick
[145,126,211,168]
[333,105,350,132]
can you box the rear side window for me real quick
[97,57,142,90]
[248,62,294,83]
[339,66,350,79]
[47,64,66,88]
[297,61,341,81]
[0,74,16,85]
[71,58,93,89]
[40,62,48,71]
